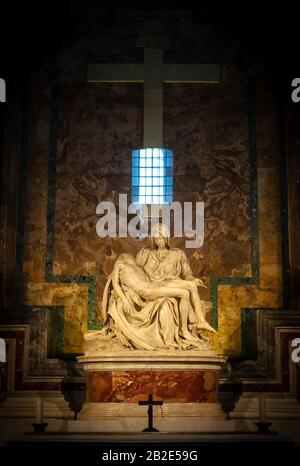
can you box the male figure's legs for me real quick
[152,279,216,333]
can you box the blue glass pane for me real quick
[166,177,172,185]
[165,166,172,176]
[166,157,173,166]
[145,148,152,158]
[132,157,139,167]
[132,177,139,186]
[132,187,139,197]
[132,167,139,177]
[152,157,162,167]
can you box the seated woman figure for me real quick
[91,224,215,351]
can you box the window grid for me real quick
[132,148,173,204]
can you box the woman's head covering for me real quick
[150,222,170,248]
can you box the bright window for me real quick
[132,148,173,204]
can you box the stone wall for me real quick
[3,14,286,360]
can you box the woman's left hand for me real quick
[194,278,207,288]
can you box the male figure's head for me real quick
[117,253,137,266]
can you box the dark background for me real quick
[1,1,300,78]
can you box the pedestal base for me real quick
[68,416,237,433]
[78,349,227,425]
[78,402,226,428]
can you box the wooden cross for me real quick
[87,22,220,147]
[138,394,163,432]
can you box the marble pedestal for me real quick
[77,349,227,429]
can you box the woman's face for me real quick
[153,236,166,248]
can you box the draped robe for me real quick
[101,247,203,350]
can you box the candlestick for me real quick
[32,422,48,433]
[255,395,272,433]
[259,396,266,423]
[36,397,43,424]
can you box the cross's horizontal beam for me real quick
[87,63,220,83]
[87,48,220,147]
[139,400,163,405]
[87,63,145,82]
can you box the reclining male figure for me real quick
[112,253,216,338]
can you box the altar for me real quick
[77,349,226,429]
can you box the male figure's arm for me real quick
[112,263,134,314]
[180,250,194,280]
[180,251,206,287]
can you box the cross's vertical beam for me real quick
[148,398,154,430]
[0,78,6,102]
[143,49,163,147]
[138,393,163,432]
